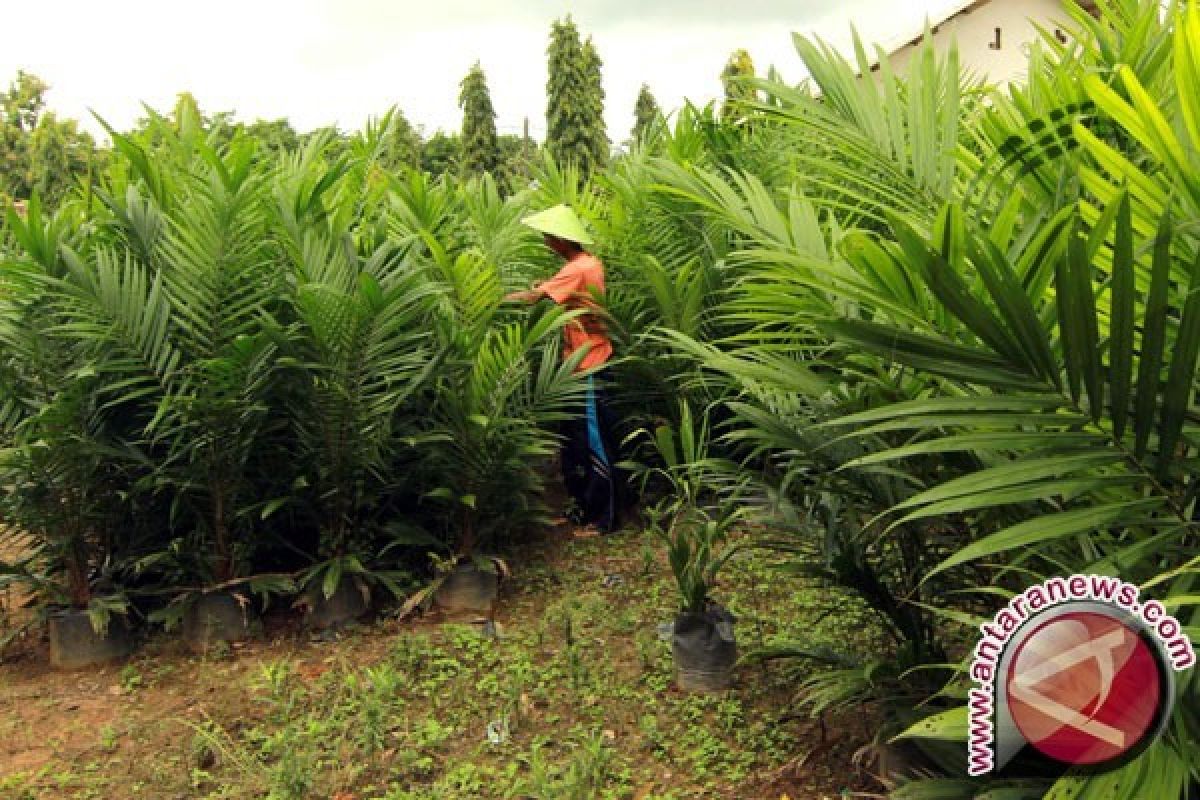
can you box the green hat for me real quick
[521,204,594,246]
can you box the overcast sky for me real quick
[1,0,967,141]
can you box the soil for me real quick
[0,522,885,799]
[1,527,34,649]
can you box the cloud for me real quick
[314,0,822,30]
[0,0,951,141]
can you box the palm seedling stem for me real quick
[66,537,90,608]
[212,481,232,583]
[459,505,477,558]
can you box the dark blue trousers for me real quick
[561,375,620,532]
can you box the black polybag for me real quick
[672,603,737,689]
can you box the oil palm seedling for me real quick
[274,140,440,626]
[625,400,749,691]
[0,197,140,667]
[0,408,138,668]
[402,232,590,614]
[74,115,296,647]
[650,2,1200,794]
[379,174,593,614]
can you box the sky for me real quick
[0,0,968,142]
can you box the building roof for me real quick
[862,0,1096,69]
[874,0,985,61]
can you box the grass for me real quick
[0,527,884,799]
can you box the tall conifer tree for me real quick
[632,83,660,142]
[545,16,607,176]
[458,61,499,177]
[581,36,608,169]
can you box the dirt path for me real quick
[0,525,882,799]
[1,526,33,630]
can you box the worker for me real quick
[506,204,620,534]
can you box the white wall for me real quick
[885,0,1072,85]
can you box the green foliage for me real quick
[631,3,1200,797]
[0,70,100,209]
[581,37,608,170]
[0,198,140,610]
[0,92,585,621]
[497,132,538,193]
[420,131,460,177]
[418,282,589,554]
[458,62,499,178]
[545,16,608,177]
[632,83,660,144]
[719,49,757,123]
[373,107,423,173]
[279,180,437,558]
[625,402,748,613]
[240,117,301,157]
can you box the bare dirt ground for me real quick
[1,526,33,633]
[0,524,884,799]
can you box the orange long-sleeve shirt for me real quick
[534,252,613,372]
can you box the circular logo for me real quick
[1004,610,1167,766]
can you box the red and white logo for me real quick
[968,579,1192,776]
[1004,610,1165,766]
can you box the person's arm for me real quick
[506,264,581,305]
[504,289,543,303]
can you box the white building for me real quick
[875,0,1099,85]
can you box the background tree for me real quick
[0,70,98,208]
[458,62,499,178]
[497,132,537,194]
[4,70,47,130]
[420,131,461,177]
[720,49,758,122]
[241,118,301,158]
[128,92,235,153]
[582,36,609,169]
[24,113,98,206]
[375,109,422,173]
[632,83,660,143]
[545,16,606,176]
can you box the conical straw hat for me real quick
[520,204,594,245]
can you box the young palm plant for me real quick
[0,190,140,662]
[626,401,749,690]
[669,4,1200,795]
[63,115,298,637]
[412,233,589,598]
[274,143,440,613]
[628,401,747,611]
